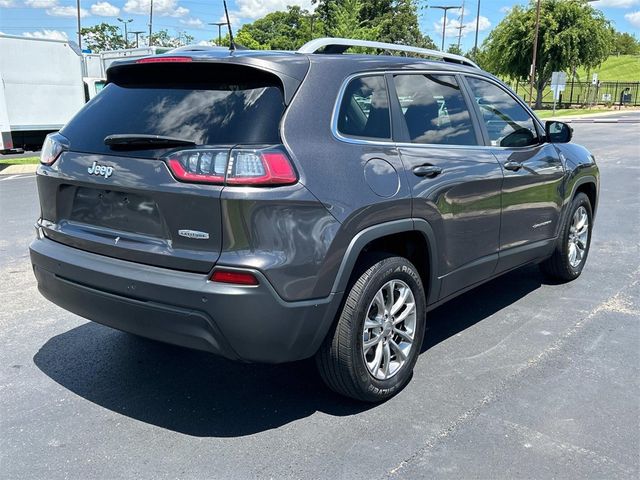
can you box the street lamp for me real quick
[117,18,133,48]
[208,22,226,46]
[431,5,460,51]
[130,30,145,49]
[76,0,82,49]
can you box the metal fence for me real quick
[506,81,640,107]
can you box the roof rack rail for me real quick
[297,37,479,69]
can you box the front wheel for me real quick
[540,192,593,281]
[316,256,426,402]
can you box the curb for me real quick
[0,164,39,175]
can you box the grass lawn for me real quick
[576,55,640,82]
[0,156,40,166]
[533,108,613,119]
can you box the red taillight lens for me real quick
[226,148,297,186]
[40,133,67,165]
[136,56,193,64]
[167,149,228,184]
[165,146,297,186]
[210,269,259,286]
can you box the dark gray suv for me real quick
[30,38,599,402]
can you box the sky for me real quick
[0,0,638,52]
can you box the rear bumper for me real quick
[30,237,340,363]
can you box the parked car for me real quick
[30,38,599,402]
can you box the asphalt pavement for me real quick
[1,114,638,479]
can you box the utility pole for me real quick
[457,1,465,49]
[117,18,133,48]
[208,22,226,45]
[131,30,144,48]
[431,6,460,51]
[148,0,154,46]
[76,0,82,49]
[473,0,481,52]
[528,0,542,107]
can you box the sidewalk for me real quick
[544,108,640,122]
[0,163,39,175]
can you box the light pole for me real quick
[431,5,460,51]
[473,0,481,52]
[208,22,226,45]
[528,0,542,107]
[130,30,145,48]
[76,0,82,49]
[117,18,133,48]
[148,0,154,46]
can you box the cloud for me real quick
[625,10,640,27]
[123,0,188,18]
[23,29,69,41]
[47,5,88,17]
[25,0,57,7]
[0,0,16,7]
[197,40,214,46]
[592,0,640,7]
[433,15,491,39]
[90,1,119,16]
[231,0,315,20]
[180,17,204,28]
[499,6,512,14]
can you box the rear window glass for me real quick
[337,75,391,140]
[61,64,285,157]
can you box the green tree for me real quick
[314,0,435,48]
[80,23,126,52]
[482,0,613,107]
[613,32,640,55]
[234,6,322,50]
[447,44,463,55]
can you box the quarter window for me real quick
[394,74,477,146]
[337,76,391,140]
[466,77,539,148]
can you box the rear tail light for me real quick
[167,149,228,184]
[166,146,297,186]
[226,148,297,185]
[40,133,68,165]
[210,269,259,286]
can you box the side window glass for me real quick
[337,76,391,140]
[467,77,539,148]
[394,74,477,146]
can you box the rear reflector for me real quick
[211,269,259,286]
[136,56,193,64]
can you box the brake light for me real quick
[136,56,193,64]
[211,269,259,286]
[40,133,68,165]
[166,146,297,186]
[167,149,228,184]
[227,148,297,185]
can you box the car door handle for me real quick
[504,161,523,171]
[413,165,443,178]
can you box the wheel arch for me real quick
[330,219,440,305]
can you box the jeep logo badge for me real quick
[88,161,114,179]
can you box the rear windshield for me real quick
[61,63,285,157]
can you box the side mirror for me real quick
[545,120,573,143]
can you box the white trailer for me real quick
[0,34,87,152]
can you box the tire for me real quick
[540,192,593,282]
[316,256,426,402]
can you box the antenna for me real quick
[223,0,236,50]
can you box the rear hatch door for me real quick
[38,61,290,273]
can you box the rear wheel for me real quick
[316,256,426,402]
[540,192,593,281]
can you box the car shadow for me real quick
[33,264,545,438]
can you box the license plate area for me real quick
[68,187,167,238]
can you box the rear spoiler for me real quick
[106,53,309,105]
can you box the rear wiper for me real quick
[104,134,196,150]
